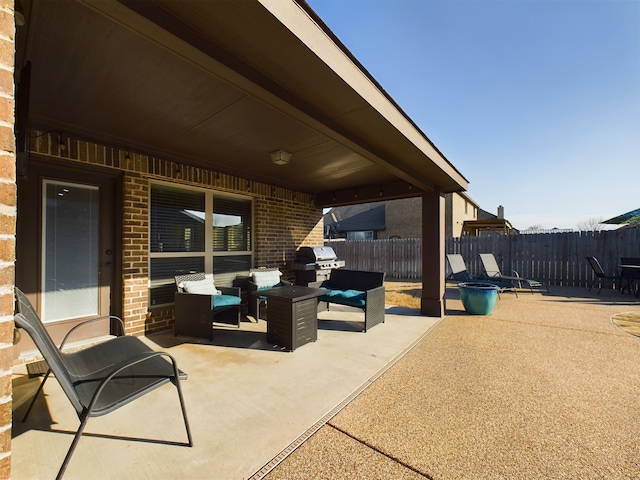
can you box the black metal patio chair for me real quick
[14,287,193,480]
[585,256,618,294]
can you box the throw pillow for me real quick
[251,269,282,289]
[181,279,220,295]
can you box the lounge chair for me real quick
[479,253,548,294]
[585,256,618,294]
[446,253,475,283]
[13,287,192,480]
[446,254,517,297]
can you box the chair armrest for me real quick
[365,285,385,296]
[364,285,386,305]
[60,315,126,349]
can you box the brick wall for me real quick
[385,197,422,239]
[29,130,323,335]
[123,171,149,336]
[254,194,324,278]
[0,0,14,476]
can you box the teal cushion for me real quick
[319,289,366,308]
[213,295,241,311]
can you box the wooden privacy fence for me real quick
[325,228,640,287]
[326,238,423,279]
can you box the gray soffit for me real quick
[16,0,468,207]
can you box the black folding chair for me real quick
[585,256,618,294]
[14,288,193,479]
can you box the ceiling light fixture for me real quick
[270,149,291,166]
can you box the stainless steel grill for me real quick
[293,246,345,284]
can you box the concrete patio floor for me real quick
[11,285,640,479]
[12,303,440,479]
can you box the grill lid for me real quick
[295,246,337,263]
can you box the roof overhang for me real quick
[462,218,516,234]
[16,0,468,207]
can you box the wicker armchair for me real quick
[174,272,241,340]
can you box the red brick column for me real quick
[0,0,16,477]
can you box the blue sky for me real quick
[306,0,640,230]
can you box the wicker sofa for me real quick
[313,269,386,332]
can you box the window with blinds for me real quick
[151,186,205,253]
[149,184,253,306]
[212,196,251,252]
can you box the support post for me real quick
[421,191,445,317]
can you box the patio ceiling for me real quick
[16,0,468,207]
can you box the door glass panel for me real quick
[42,181,99,322]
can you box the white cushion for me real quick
[251,270,282,289]
[181,279,220,295]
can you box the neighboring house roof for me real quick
[477,208,498,221]
[325,204,385,233]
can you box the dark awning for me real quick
[602,208,640,225]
